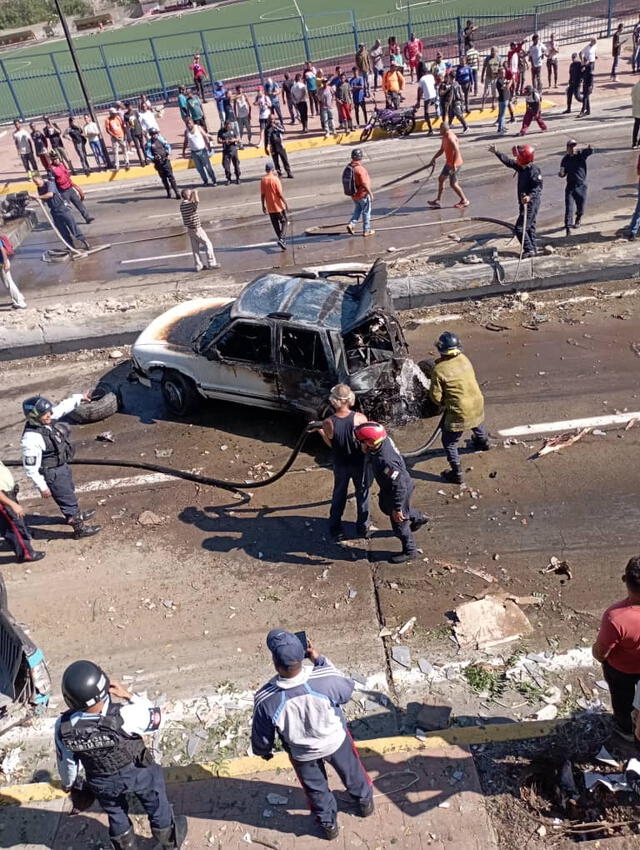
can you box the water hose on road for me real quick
[34,197,111,262]
[4,419,444,492]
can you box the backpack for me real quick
[342,163,357,197]
[0,234,14,256]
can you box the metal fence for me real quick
[0,0,636,122]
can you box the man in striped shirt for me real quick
[179,189,218,271]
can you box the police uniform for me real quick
[493,149,543,255]
[367,436,422,557]
[327,411,370,538]
[0,460,38,562]
[21,395,83,523]
[560,147,592,231]
[55,694,170,843]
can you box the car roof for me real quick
[231,262,388,332]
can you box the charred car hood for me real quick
[350,357,431,424]
[134,298,233,349]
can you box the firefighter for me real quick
[429,332,489,485]
[21,395,101,539]
[55,660,187,849]
[354,422,427,563]
[489,142,543,257]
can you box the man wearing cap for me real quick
[105,108,130,171]
[189,54,207,101]
[251,630,374,840]
[346,148,374,237]
[49,152,94,224]
[260,162,289,250]
[559,139,592,236]
[145,129,179,199]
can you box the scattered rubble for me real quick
[530,428,590,459]
[137,510,165,526]
[96,430,115,442]
[453,596,533,650]
[542,556,573,581]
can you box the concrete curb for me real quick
[0,719,562,806]
[0,101,549,196]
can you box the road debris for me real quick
[631,342,640,357]
[137,510,165,526]
[96,430,115,442]
[0,747,22,779]
[531,704,558,721]
[109,350,124,359]
[266,793,289,805]
[415,703,452,731]
[530,428,591,459]
[154,448,174,458]
[463,566,497,584]
[542,556,573,580]
[391,646,412,669]
[452,596,533,650]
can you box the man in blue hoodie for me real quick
[251,629,374,840]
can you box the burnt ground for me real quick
[1,280,640,841]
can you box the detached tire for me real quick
[67,383,119,424]
[161,370,199,416]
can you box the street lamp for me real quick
[51,0,112,168]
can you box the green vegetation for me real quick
[0,0,88,31]
[463,663,506,699]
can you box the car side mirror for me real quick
[205,347,220,362]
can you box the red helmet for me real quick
[354,421,387,448]
[512,144,535,166]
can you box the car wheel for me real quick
[161,370,199,416]
[66,382,120,424]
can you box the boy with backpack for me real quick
[0,233,26,309]
[344,148,374,237]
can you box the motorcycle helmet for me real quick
[436,331,461,355]
[354,421,387,448]
[351,148,364,161]
[513,144,535,166]
[23,396,54,423]
[62,660,110,710]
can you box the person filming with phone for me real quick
[251,629,374,841]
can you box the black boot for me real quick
[111,825,138,849]
[78,509,96,521]
[70,516,102,539]
[358,796,375,817]
[17,551,46,563]
[442,465,464,484]
[389,551,416,564]
[410,513,429,533]
[322,821,340,840]
[151,815,188,849]
[471,436,491,452]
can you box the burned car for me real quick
[131,260,429,422]
[0,573,51,734]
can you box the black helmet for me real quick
[23,396,54,423]
[436,331,461,354]
[351,148,363,160]
[61,660,110,710]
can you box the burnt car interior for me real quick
[344,316,395,372]
[280,327,329,372]
[216,321,272,363]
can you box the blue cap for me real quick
[266,629,305,667]
[265,161,274,171]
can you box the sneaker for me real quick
[427,199,441,208]
[17,551,46,563]
[389,551,416,564]
[72,523,101,540]
[454,200,470,208]
[574,217,581,228]
[277,238,287,250]
[12,303,27,310]
[346,223,355,235]
[358,797,375,818]
[323,822,340,841]
[363,230,375,237]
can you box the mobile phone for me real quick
[294,630,308,652]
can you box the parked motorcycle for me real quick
[359,104,416,142]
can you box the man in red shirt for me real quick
[427,122,470,209]
[346,148,374,237]
[403,33,424,82]
[593,556,640,740]
[261,161,289,250]
[49,152,94,224]
[190,54,208,102]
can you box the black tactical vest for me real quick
[59,702,148,778]
[23,421,75,470]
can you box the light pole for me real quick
[51,0,112,168]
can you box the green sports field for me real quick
[0,0,577,119]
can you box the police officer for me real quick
[317,384,370,540]
[264,114,293,179]
[145,128,180,199]
[429,332,489,485]
[21,394,101,539]
[0,458,45,562]
[489,143,543,258]
[354,422,427,563]
[559,138,592,236]
[55,660,187,849]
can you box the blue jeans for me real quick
[442,423,488,466]
[89,762,172,838]
[350,196,371,232]
[192,148,216,184]
[89,139,105,166]
[630,185,640,236]
[497,100,508,132]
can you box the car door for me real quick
[202,319,280,408]
[276,324,335,415]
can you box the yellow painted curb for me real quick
[1,100,554,196]
[0,718,562,806]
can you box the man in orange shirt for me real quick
[104,107,129,171]
[593,556,640,741]
[427,122,469,209]
[261,161,289,250]
[345,148,374,237]
[382,62,405,108]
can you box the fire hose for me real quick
[34,196,111,262]
[3,418,444,493]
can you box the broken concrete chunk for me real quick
[137,510,164,526]
[266,793,288,805]
[96,431,115,442]
[531,703,558,721]
[391,645,412,669]
[418,658,434,676]
[154,448,174,458]
[415,703,452,732]
[453,596,533,650]
[109,350,123,359]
